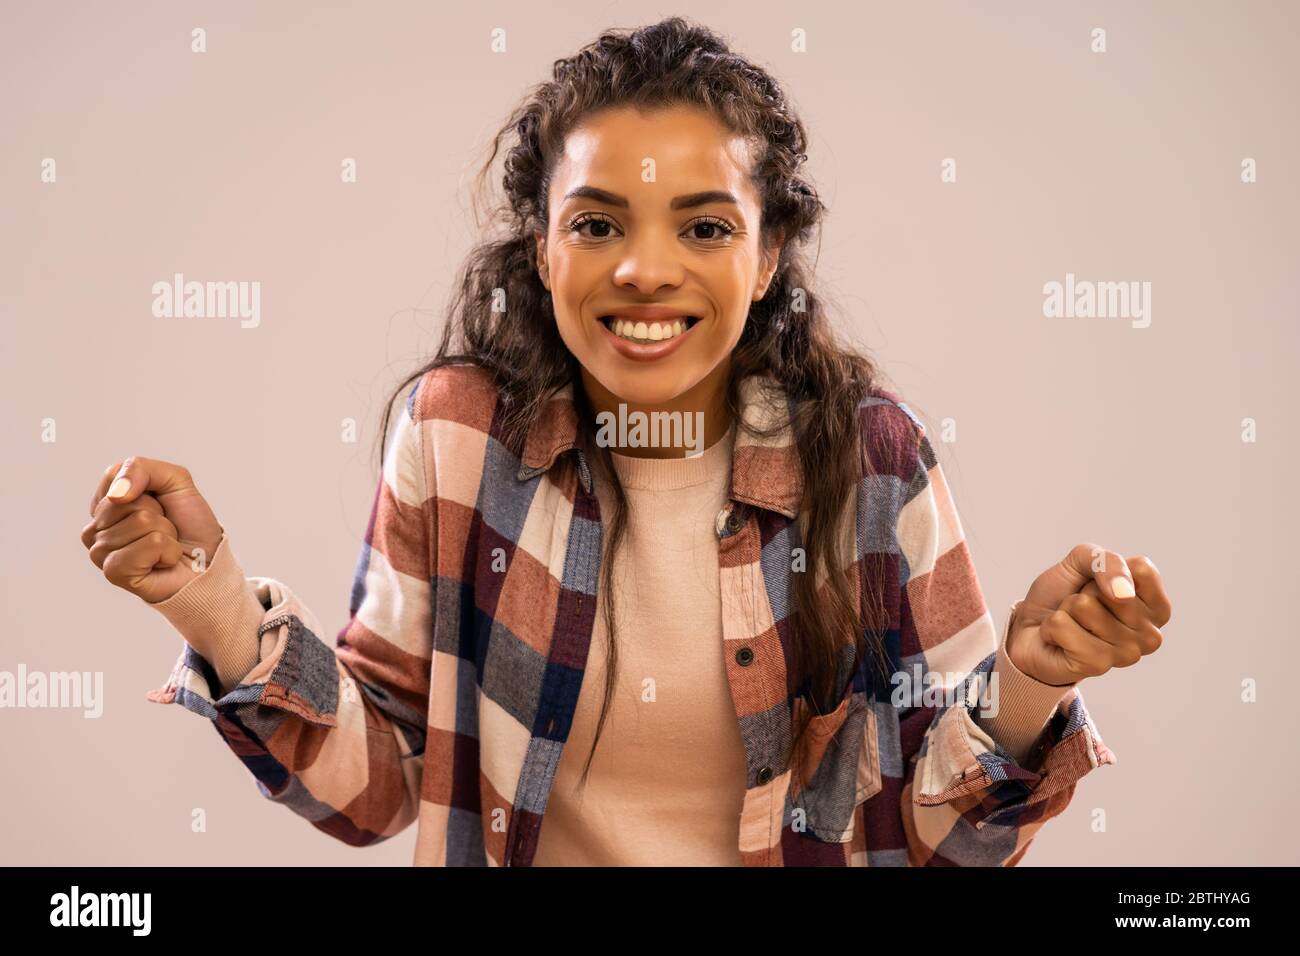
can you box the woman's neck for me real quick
[579,361,733,460]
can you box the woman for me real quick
[80,17,1171,866]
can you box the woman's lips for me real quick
[597,315,701,362]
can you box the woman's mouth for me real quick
[596,314,702,362]
[598,315,699,343]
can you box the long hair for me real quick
[378,16,900,791]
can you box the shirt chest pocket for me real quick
[790,685,883,844]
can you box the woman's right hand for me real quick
[81,457,225,605]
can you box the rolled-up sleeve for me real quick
[892,411,1117,865]
[143,375,437,847]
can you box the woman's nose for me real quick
[611,229,685,294]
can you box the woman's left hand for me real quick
[1007,543,1172,687]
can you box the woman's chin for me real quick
[580,366,700,408]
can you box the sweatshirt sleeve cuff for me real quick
[972,601,1077,766]
[146,533,265,695]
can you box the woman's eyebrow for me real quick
[561,185,741,210]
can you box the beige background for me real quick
[2,1,1296,865]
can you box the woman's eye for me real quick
[686,218,735,241]
[569,215,616,239]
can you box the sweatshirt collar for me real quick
[514,372,803,519]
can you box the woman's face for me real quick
[535,103,783,413]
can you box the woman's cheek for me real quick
[554,313,589,358]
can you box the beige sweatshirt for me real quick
[532,420,749,865]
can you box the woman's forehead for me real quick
[554,110,759,202]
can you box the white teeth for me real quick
[609,318,690,343]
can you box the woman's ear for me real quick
[753,230,785,300]
[534,229,550,291]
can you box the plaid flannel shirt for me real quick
[147,362,1116,865]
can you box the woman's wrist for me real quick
[147,533,264,692]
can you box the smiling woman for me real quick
[385,22,889,826]
[116,15,1126,869]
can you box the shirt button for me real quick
[735,646,754,666]
[725,510,744,533]
[756,766,774,785]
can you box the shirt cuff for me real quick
[146,532,265,696]
[972,600,1078,765]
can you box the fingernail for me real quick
[107,477,131,499]
[1110,575,1135,599]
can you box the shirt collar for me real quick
[514,372,804,519]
